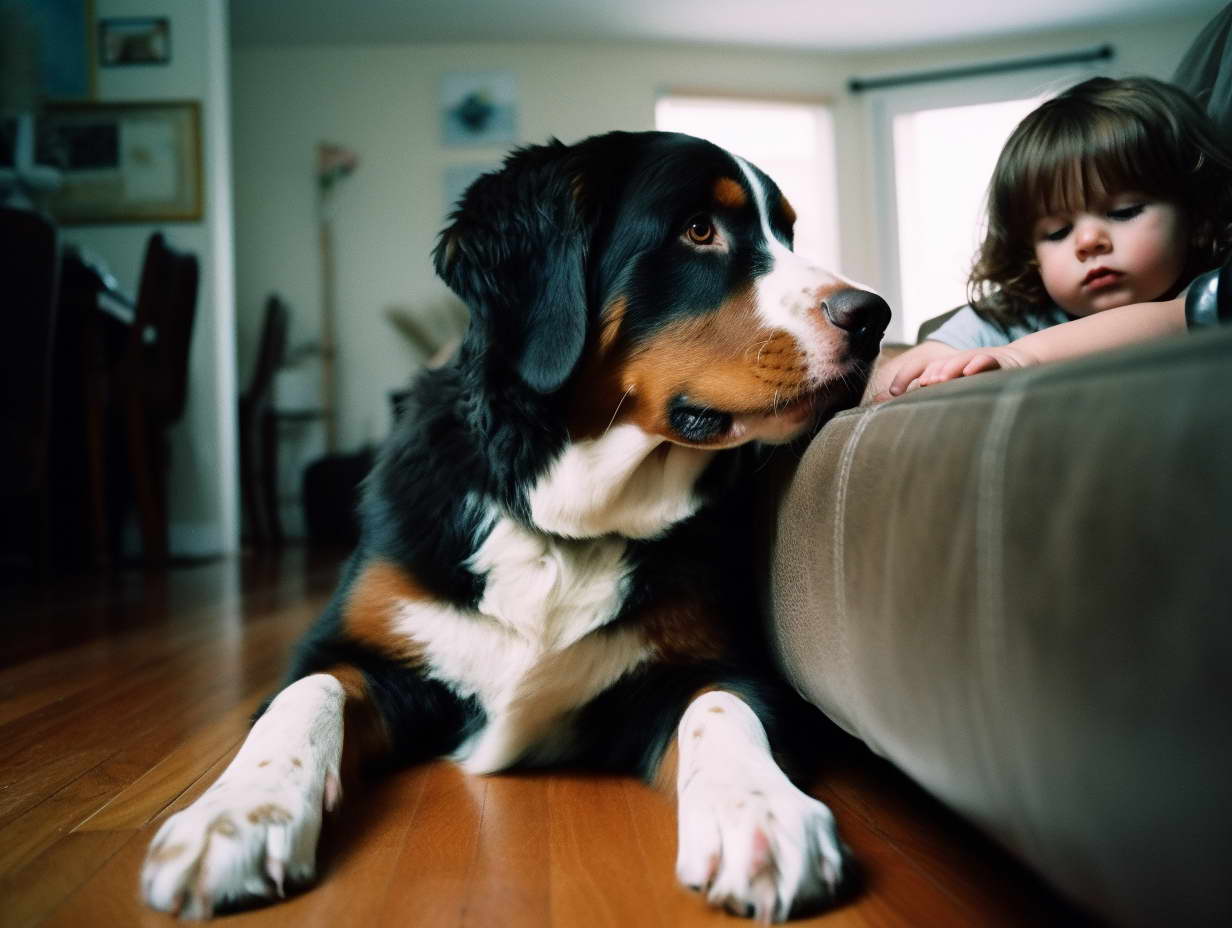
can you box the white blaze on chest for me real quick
[390,515,647,774]
[469,516,630,649]
[527,423,713,539]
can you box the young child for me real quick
[870,75,1232,401]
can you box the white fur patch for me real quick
[389,516,649,774]
[141,674,346,919]
[527,423,713,539]
[735,156,862,385]
[675,691,848,922]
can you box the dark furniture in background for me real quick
[25,230,200,572]
[239,295,289,547]
[113,232,199,564]
[0,207,62,574]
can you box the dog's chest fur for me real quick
[390,428,713,773]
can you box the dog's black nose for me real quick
[823,288,892,343]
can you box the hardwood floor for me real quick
[0,550,1093,927]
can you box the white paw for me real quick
[142,674,347,918]
[141,766,340,919]
[677,774,850,922]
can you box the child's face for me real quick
[1031,193,1188,316]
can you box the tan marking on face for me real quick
[618,289,813,440]
[569,288,816,443]
[780,195,797,228]
[714,177,747,209]
[598,297,626,355]
[566,297,637,439]
[343,561,430,664]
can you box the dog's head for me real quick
[435,131,889,451]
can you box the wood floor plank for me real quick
[0,829,135,928]
[461,772,551,928]
[75,692,263,832]
[809,742,1095,926]
[35,744,245,928]
[376,761,486,927]
[0,659,241,829]
[549,773,668,928]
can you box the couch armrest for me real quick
[766,326,1232,927]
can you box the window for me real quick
[892,95,1046,341]
[655,95,839,271]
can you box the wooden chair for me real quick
[0,206,61,574]
[239,295,289,547]
[118,232,199,565]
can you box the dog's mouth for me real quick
[667,388,830,448]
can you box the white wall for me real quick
[68,0,238,557]
[231,13,1212,534]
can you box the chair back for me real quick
[0,206,60,489]
[246,294,289,406]
[132,232,199,426]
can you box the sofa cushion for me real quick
[766,325,1232,927]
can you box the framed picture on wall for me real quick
[38,100,203,223]
[98,16,171,66]
[440,71,518,147]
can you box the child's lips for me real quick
[1082,268,1123,290]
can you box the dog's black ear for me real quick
[433,140,591,393]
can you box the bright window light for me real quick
[656,96,839,270]
[893,95,1046,339]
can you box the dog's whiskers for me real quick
[603,387,634,436]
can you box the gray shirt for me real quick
[926,304,1071,349]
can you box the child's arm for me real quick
[864,339,961,403]
[888,295,1187,396]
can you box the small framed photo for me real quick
[99,17,171,67]
[38,100,203,223]
[440,71,517,147]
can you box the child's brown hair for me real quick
[969,76,1232,326]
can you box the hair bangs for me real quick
[1005,107,1183,235]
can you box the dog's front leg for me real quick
[141,672,349,918]
[674,690,850,922]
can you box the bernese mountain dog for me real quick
[141,131,890,921]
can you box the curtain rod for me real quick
[848,44,1114,93]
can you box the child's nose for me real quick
[1074,220,1111,259]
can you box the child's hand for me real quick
[888,345,1035,396]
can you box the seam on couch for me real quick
[977,382,1027,656]
[973,376,1033,838]
[832,401,885,714]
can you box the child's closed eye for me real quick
[1041,224,1072,242]
[1107,203,1146,221]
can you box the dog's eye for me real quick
[684,216,716,246]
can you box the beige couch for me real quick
[764,324,1232,927]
